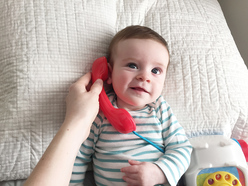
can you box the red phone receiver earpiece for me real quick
[91,57,136,134]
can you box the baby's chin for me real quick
[116,98,152,111]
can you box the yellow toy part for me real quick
[203,171,242,186]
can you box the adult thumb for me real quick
[90,79,103,95]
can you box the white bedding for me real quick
[0,0,248,182]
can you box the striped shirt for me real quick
[70,93,192,186]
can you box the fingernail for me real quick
[95,79,103,84]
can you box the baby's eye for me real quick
[127,63,138,69]
[151,68,161,75]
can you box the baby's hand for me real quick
[121,160,167,186]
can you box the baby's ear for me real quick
[107,63,113,84]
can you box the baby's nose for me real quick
[136,71,151,82]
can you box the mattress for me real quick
[0,0,248,182]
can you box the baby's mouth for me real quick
[130,87,148,93]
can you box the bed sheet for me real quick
[1,0,248,182]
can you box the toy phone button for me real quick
[203,171,241,186]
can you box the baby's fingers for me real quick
[121,166,137,174]
[128,159,142,165]
[123,175,139,186]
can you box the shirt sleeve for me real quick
[69,114,102,185]
[153,96,193,186]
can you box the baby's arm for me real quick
[153,96,193,186]
[121,160,167,186]
[69,134,94,185]
[70,115,102,185]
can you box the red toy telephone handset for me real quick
[91,57,136,134]
[91,57,164,153]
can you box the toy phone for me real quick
[184,136,248,186]
[91,56,136,134]
[91,57,164,153]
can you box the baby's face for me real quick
[109,38,169,111]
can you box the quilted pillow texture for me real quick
[0,0,248,181]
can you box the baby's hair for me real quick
[107,25,169,66]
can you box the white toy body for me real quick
[184,135,248,186]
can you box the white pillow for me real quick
[0,0,248,181]
[0,0,116,180]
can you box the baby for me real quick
[70,25,192,186]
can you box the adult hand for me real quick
[64,72,103,137]
[24,72,103,186]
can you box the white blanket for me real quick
[0,0,248,181]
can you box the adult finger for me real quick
[76,72,92,87]
[90,79,103,95]
[69,72,91,92]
